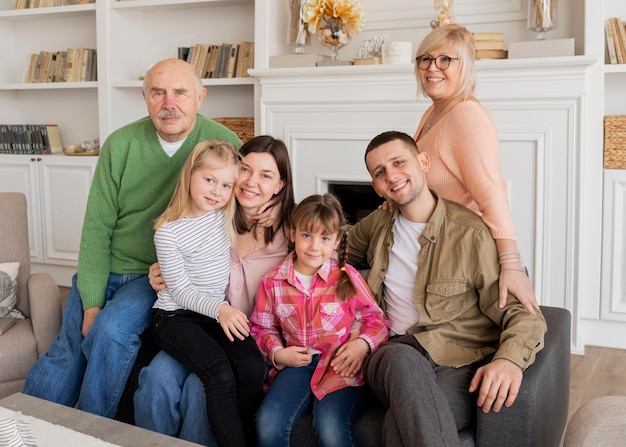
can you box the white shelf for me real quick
[604,64,626,74]
[0,3,95,19]
[110,0,253,11]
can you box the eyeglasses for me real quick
[415,55,459,71]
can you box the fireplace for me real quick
[328,181,381,224]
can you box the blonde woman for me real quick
[413,24,537,313]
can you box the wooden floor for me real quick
[58,287,626,437]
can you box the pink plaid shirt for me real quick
[250,252,389,400]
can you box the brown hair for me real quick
[414,23,476,99]
[291,193,356,301]
[154,139,241,241]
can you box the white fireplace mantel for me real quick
[251,55,600,353]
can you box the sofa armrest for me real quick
[562,396,626,446]
[475,305,571,447]
[28,273,62,357]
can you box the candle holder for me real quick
[527,0,557,40]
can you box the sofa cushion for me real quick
[0,262,24,319]
[0,318,37,383]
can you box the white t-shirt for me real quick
[158,133,185,157]
[384,214,426,336]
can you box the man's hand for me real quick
[469,358,523,413]
[331,337,370,378]
[274,346,312,368]
[217,304,251,342]
[82,307,101,337]
[148,262,167,292]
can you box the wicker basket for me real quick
[214,117,255,143]
[604,115,626,169]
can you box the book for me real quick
[508,38,575,59]
[475,49,508,59]
[269,53,329,68]
[226,44,239,78]
[0,317,17,335]
[23,53,39,83]
[472,32,504,41]
[216,43,232,78]
[351,56,382,65]
[609,18,626,64]
[204,44,220,78]
[177,46,190,61]
[617,18,626,64]
[235,42,254,77]
[605,19,618,64]
[474,39,505,51]
[45,124,63,153]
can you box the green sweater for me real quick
[77,114,242,309]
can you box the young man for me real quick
[23,58,242,419]
[341,130,547,446]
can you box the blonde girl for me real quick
[152,139,264,447]
[251,193,389,447]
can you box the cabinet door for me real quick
[39,156,97,266]
[0,156,43,261]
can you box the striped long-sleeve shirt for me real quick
[152,210,230,319]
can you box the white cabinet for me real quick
[0,155,97,286]
[601,170,626,323]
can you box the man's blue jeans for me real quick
[256,356,367,447]
[23,273,156,418]
[134,350,215,446]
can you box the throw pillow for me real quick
[0,262,25,319]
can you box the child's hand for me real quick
[217,304,251,342]
[274,346,312,367]
[331,337,370,378]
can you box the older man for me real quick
[23,58,241,419]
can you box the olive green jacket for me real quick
[347,196,546,370]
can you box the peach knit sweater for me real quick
[414,100,516,240]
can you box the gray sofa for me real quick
[0,192,62,399]
[290,305,571,447]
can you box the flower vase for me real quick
[317,15,351,59]
[287,0,309,54]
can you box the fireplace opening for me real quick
[328,182,382,224]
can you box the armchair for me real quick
[0,192,62,398]
[291,305,571,447]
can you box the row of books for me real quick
[605,17,626,64]
[0,124,63,155]
[179,42,254,79]
[13,0,94,8]
[23,48,97,84]
[472,32,508,60]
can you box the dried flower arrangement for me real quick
[301,0,366,35]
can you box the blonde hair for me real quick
[155,140,241,242]
[414,24,476,99]
[291,193,356,301]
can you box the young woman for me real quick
[251,193,389,447]
[412,24,537,313]
[134,135,296,446]
[150,139,261,447]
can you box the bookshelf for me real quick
[0,0,256,285]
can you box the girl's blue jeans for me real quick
[23,273,155,418]
[256,355,367,447]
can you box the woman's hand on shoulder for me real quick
[499,270,538,314]
[149,262,167,291]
